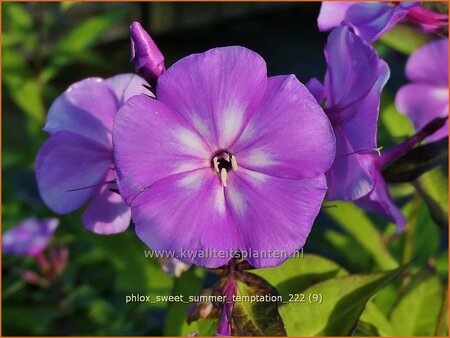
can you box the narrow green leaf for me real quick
[379,24,428,55]
[232,271,286,336]
[325,202,399,270]
[391,272,443,335]
[53,9,125,53]
[280,268,403,336]
[252,254,346,298]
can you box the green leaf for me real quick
[54,10,125,53]
[232,271,286,336]
[413,166,448,228]
[383,138,448,183]
[379,24,428,55]
[391,272,443,335]
[359,300,396,336]
[325,202,399,270]
[252,254,346,298]
[279,268,403,336]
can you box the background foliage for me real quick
[2,2,448,336]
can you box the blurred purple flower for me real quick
[3,218,59,256]
[318,2,421,42]
[36,74,150,234]
[396,39,449,143]
[114,46,335,268]
[130,21,165,85]
[307,25,389,201]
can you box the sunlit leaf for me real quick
[252,254,346,298]
[280,268,403,335]
[390,272,443,335]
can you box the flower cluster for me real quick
[33,2,448,273]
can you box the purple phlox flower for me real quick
[3,218,59,256]
[307,25,390,201]
[318,2,421,42]
[157,257,191,277]
[216,276,237,336]
[36,74,150,234]
[113,46,335,268]
[3,218,68,285]
[130,21,165,86]
[396,39,449,143]
[354,117,446,231]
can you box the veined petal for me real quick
[355,171,406,232]
[225,168,327,268]
[3,218,59,256]
[232,75,335,179]
[132,169,237,268]
[106,73,152,105]
[36,131,112,214]
[156,46,267,150]
[113,95,211,204]
[326,127,374,201]
[82,184,131,235]
[396,83,449,142]
[324,25,389,121]
[405,39,448,86]
[44,78,119,147]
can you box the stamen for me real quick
[222,152,230,162]
[213,157,220,172]
[231,155,238,170]
[220,168,228,187]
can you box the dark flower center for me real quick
[210,151,237,187]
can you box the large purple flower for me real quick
[307,25,390,201]
[318,2,420,42]
[3,218,59,256]
[36,74,149,234]
[113,46,336,268]
[396,39,449,143]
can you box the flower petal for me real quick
[231,75,335,179]
[156,46,267,149]
[345,2,411,42]
[306,77,326,104]
[36,131,112,214]
[405,39,448,85]
[113,95,211,204]
[3,218,59,256]
[44,78,119,147]
[326,128,374,201]
[355,171,406,232]
[106,73,152,105]
[225,168,327,268]
[396,83,448,142]
[324,25,390,122]
[317,2,355,31]
[82,184,131,235]
[131,169,236,268]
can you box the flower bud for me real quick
[130,21,165,85]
